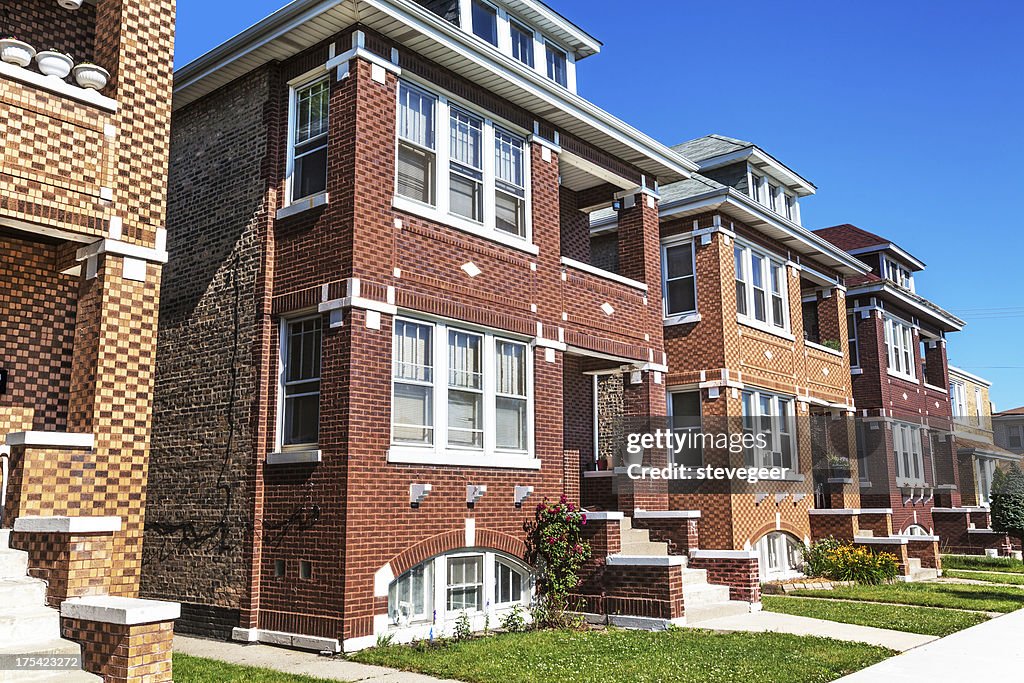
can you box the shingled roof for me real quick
[814,224,890,251]
[671,134,753,163]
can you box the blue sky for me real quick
[175,0,1024,410]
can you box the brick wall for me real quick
[687,555,760,603]
[62,617,174,683]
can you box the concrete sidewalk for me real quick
[174,635,454,682]
[834,608,1024,681]
[686,610,937,651]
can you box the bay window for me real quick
[280,317,322,447]
[735,241,789,332]
[662,241,697,318]
[391,317,533,463]
[395,81,531,244]
[290,78,329,202]
[742,389,797,470]
[884,316,916,379]
[893,422,924,484]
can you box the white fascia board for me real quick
[584,511,624,521]
[560,256,648,291]
[948,365,992,387]
[846,283,964,331]
[852,537,909,545]
[633,509,701,519]
[503,1,602,57]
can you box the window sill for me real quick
[388,446,541,470]
[886,369,918,383]
[267,450,322,465]
[737,316,795,342]
[393,195,540,255]
[277,191,329,220]
[664,312,701,327]
[851,368,864,375]
[805,340,843,357]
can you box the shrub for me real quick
[453,612,471,641]
[500,604,527,633]
[802,538,899,585]
[524,495,591,627]
[991,464,1024,553]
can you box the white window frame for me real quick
[661,239,698,321]
[883,315,917,381]
[276,315,323,451]
[734,240,791,335]
[494,557,527,607]
[893,422,925,486]
[974,387,985,419]
[884,257,915,292]
[667,390,703,467]
[388,315,538,468]
[544,39,569,87]
[951,380,967,419]
[847,313,860,369]
[393,79,535,253]
[285,73,330,207]
[755,532,803,581]
[742,389,798,471]
[1007,424,1023,450]
[468,0,499,46]
[976,457,997,506]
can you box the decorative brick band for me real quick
[388,528,526,577]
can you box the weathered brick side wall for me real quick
[809,513,858,542]
[687,555,760,603]
[62,617,174,683]
[858,512,893,537]
[0,236,77,435]
[907,538,941,570]
[140,66,277,630]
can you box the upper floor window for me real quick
[884,257,915,292]
[1006,424,1024,450]
[884,316,916,380]
[848,313,860,367]
[510,19,535,67]
[391,317,532,460]
[662,241,697,318]
[667,391,702,467]
[546,43,568,87]
[893,422,924,484]
[280,317,322,447]
[975,387,985,418]
[767,182,779,212]
[471,0,499,45]
[749,172,763,203]
[785,194,798,222]
[742,389,796,471]
[395,81,530,243]
[951,380,967,418]
[290,78,329,202]
[735,242,789,333]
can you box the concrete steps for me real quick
[0,530,101,682]
[685,600,753,624]
[906,557,939,582]
[619,517,668,557]
[682,583,732,608]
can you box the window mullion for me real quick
[438,98,451,217]
[483,334,497,455]
[483,121,496,229]
[436,322,448,454]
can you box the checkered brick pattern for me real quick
[62,617,174,683]
[10,530,114,606]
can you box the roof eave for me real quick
[846,243,927,271]
[693,146,816,196]
[847,282,966,332]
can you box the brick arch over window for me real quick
[750,520,806,546]
[388,528,528,577]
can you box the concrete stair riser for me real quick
[0,577,47,609]
[685,600,753,624]
[682,584,732,608]
[0,529,10,549]
[679,568,707,585]
[4,671,102,683]
[0,606,60,642]
[0,549,29,579]
[620,541,668,556]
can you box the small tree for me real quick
[524,495,591,627]
[991,463,1024,557]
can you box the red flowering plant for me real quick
[524,494,591,627]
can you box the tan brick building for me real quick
[1,1,178,680]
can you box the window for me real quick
[510,20,534,66]
[281,317,321,447]
[395,81,531,243]
[950,380,967,419]
[977,458,997,505]
[755,532,802,580]
[545,43,568,86]
[884,316,917,379]
[749,172,762,202]
[495,340,528,451]
[290,79,329,202]
[893,422,924,484]
[742,389,796,470]
[884,258,914,292]
[495,559,524,605]
[848,313,860,367]
[391,318,532,459]
[396,83,437,205]
[1007,425,1023,450]
[470,0,498,45]
[735,242,789,332]
[389,562,433,624]
[975,387,985,419]
[667,391,702,467]
[802,299,820,344]
[785,194,798,222]
[393,320,435,444]
[768,183,779,212]
[494,128,527,236]
[855,422,870,483]
[447,555,484,611]
[663,241,697,317]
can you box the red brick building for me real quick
[138,0,774,649]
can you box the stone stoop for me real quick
[620,515,669,556]
[905,557,940,582]
[0,530,101,683]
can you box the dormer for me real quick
[414,0,601,93]
[814,224,924,294]
[672,135,815,225]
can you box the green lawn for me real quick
[942,555,1024,574]
[762,596,988,636]
[353,628,893,683]
[173,654,340,683]
[786,581,1024,613]
[944,570,1024,586]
